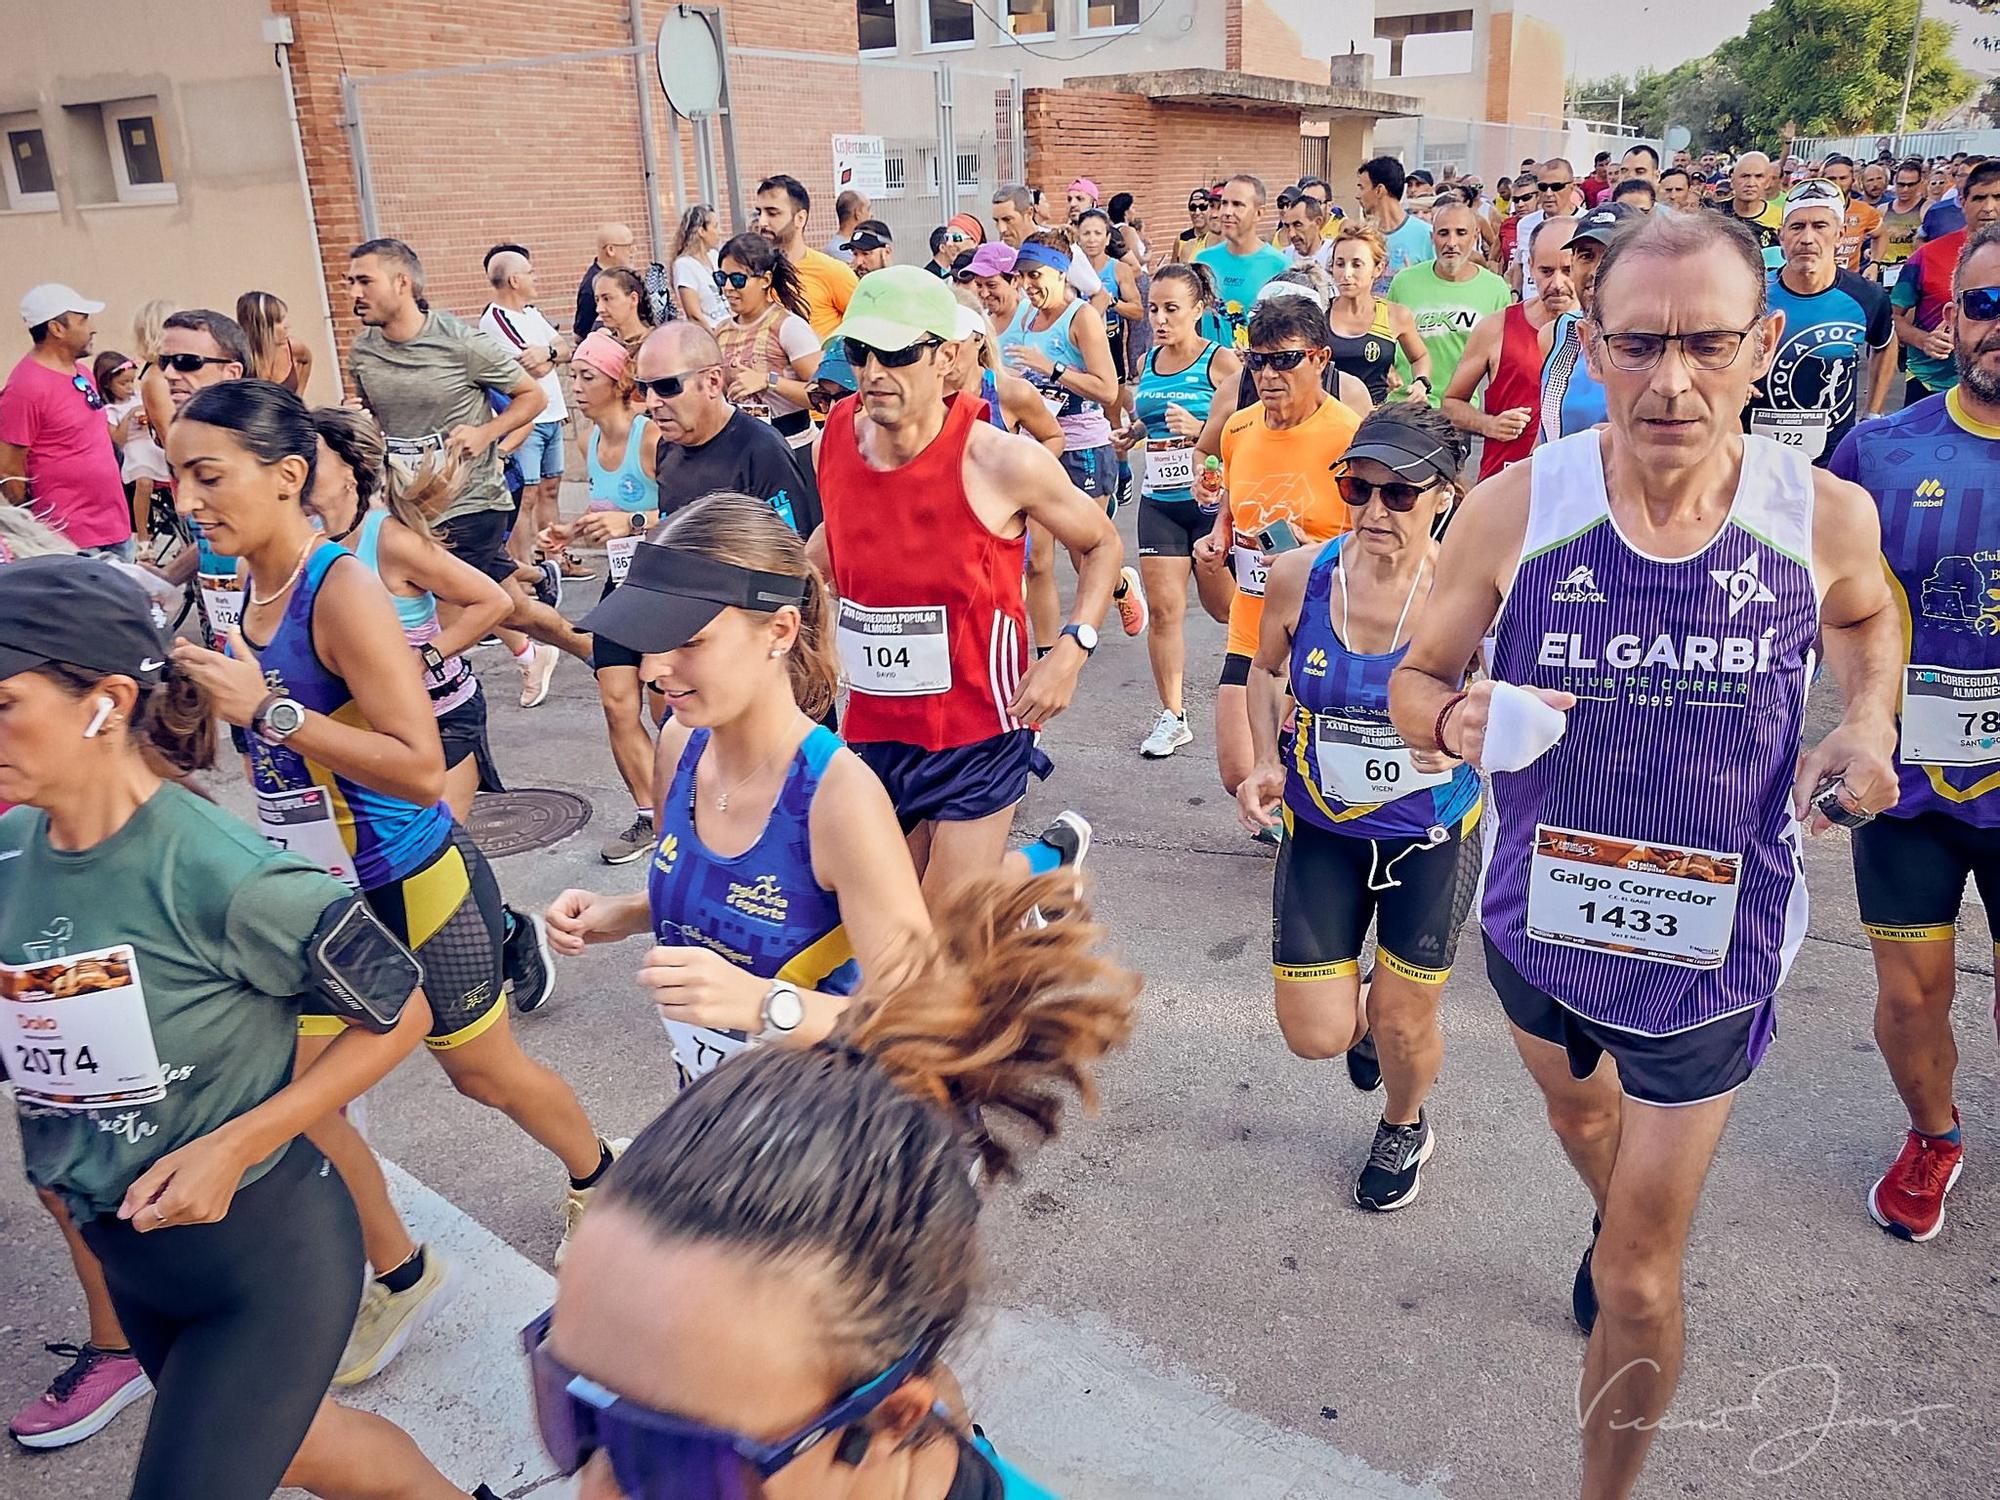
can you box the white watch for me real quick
[759,981,806,1037]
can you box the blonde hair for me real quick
[950,288,998,372]
[1332,222,1388,267]
[235,291,291,382]
[132,299,180,362]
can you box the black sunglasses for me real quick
[843,337,941,370]
[1244,348,1314,373]
[635,365,717,399]
[712,270,759,290]
[1959,286,2000,322]
[69,374,105,410]
[806,381,852,414]
[1335,473,1434,511]
[158,352,235,374]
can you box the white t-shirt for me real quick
[479,303,568,423]
[674,253,729,325]
[1284,240,1334,271]
[1515,208,1546,299]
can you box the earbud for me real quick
[83,697,114,739]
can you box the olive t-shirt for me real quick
[4,784,352,1219]
[347,309,528,520]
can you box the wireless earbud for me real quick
[83,697,115,739]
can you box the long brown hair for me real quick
[311,406,453,542]
[38,659,216,777]
[235,290,291,382]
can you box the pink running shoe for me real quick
[9,1342,150,1449]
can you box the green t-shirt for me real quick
[1196,242,1290,350]
[1387,262,1513,406]
[347,308,527,520]
[4,784,353,1219]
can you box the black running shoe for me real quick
[1573,1213,1602,1334]
[1346,1029,1382,1092]
[534,558,563,610]
[1354,1111,1433,1211]
[502,906,556,1015]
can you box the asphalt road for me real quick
[3,489,1997,1500]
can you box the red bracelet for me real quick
[1433,691,1468,758]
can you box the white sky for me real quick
[1530,0,1767,81]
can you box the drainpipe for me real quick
[266,14,345,400]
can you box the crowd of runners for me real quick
[0,136,1994,1500]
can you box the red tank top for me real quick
[1479,302,1541,481]
[819,393,1028,751]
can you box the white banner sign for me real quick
[833,134,887,200]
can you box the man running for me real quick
[1513,159,1583,300]
[1391,209,1899,1500]
[1821,154,1884,276]
[1198,174,1289,350]
[751,174,857,339]
[1539,206,1630,443]
[1717,152,1785,269]
[1830,222,2000,1243]
[1442,215,1576,480]
[1388,200,1511,408]
[1357,156,1435,293]
[809,267,1121,899]
[1893,160,2000,406]
[345,237,593,708]
[1873,158,1929,287]
[481,249,572,571]
[990,183,1105,301]
[1281,191,1333,271]
[1657,167,1695,215]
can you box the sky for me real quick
[1532,0,1767,81]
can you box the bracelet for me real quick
[1432,691,1468,759]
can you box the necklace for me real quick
[706,742,787,813]
[249,540,316,608]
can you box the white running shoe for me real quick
[518,643,559,708]
[1140,710,1193,758]
[333,1245,457,1387]
[1113,566,1149,637]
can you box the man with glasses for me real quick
[1173,186,1220,265]
[808,267,1121,901]
[1748,180,1894,465]
[1830,222,2000,1247]
[1717,152,1785,270]
[1874,159,1928,287]
[1894,160,2000,405]
[1512,159,1581,300]
[1394,208,1898,1500]
[0,284,131,560]
[1496,172,1538,273]
[574,221,637,339]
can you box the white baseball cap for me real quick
[20,283,105,326]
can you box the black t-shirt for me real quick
[574,263,601,339]
[653,408,822,537]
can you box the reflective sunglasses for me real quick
[806,380,853,414]
[522,1307,937,1500]
[943,231,973,245]
[712,270,759,291]
[1187,198,1211,213]
[69,374,105,410]
[1958,286,2000,322]
[158,352,235,374]
[636,365,718,400]
[843,337,941,369]
[1244,348,1314,373]
[1594,325,1756,372]
[1335,472,1435,511]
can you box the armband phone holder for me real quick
[307,899,422,1033]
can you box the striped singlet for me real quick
[1538,311,1606,445]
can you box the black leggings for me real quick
[79,1141,362,1500]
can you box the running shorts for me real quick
[1272,811,1479,985]
[1852,809,2000,945]
[1138,496,1210,559]
[436,508,518,586]
[590,580,644,672]
[1060,444,1119,514]
[851,728,1053,832]
[1484,933,1776,1106]
[1219,651,1251,688]
[436,687,504,793]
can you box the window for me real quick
[858,0,898,53]
[97,97,175,204]
[956,150,981,191]
[884,150,908,197]
[1373,11,1474,78]
[925,0,974,46]
[1081,0,1139,30]
[1,117,57,212]
[1008,0,1056,37]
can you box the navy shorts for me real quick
[1484,932,1775,1107]
[1061,444,1119,514]
[852,729,1053,832]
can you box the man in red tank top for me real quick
[1439,215,1580,481]
[808,267,1122,898]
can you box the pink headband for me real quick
[572,330,629,382]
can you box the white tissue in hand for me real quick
[1482,680,1567,773]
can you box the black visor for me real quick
[1333,423,1455,484]
[581,544,810,655]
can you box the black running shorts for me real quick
[1271,812,1479,985]
[1138,496,1209,559]
[1852,809,2000,946]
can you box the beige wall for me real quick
[0,0,333,394]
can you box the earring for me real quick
[769,648,783,659]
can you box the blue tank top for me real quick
[1283,536,1480,839]
[1134,343,1222,505]
[586,416,659,511]
[647,726,859,993]
[351,511,478,715]
[978,367,1008,430]
[1539,312,1606,444]
[241,542,454,889]
[1482,432,1817,1035]
[1010,300,1112,450]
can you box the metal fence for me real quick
[1789,129,2000,162]
[1373,114,1656,190]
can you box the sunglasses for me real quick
[1188,200,1211,212]
[70,374,105,410]
[523,1307,937,1500]
[1959,286,2000,322]
[158,352,235,374]
[806,381,852,414]
[635,365,718,400]
[1538,180,1574,192]
[943,231,972,244]
[712,270,761,290]
[843,337,941,369]
[1244,348,1314,373]
[1335,472,1436,511]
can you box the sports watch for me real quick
[628,510,648,533]
[759,981,806,1038]
[1060,623,1098,657]
[252,693,307,746]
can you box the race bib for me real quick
[1232,544,1268,598]
[1313,711,1451,806]
[1750,409,1831,451]
[1144,438,1195,495]
[661,1016,752,1083]
[2,944,166,1111]
[1526,823,1741,969]
[1901,664,2000,766]
[1880,263,1904,289]
[836,600,951,696]
[256,786,358,888]
[384,433,447,460]
[199,575,243,637]
[607,533,640,586]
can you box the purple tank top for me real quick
[1481,431,1819,1034]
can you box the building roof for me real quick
[1074,68,1419,121]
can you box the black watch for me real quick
[419,643,446,676]
[1060,623,1098,657]
[1049,361,1068,384]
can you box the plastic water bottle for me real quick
[1195,454,1224,506]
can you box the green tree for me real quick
[1718,0,1974,140]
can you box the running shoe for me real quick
[1346,1029,1382,1092]
[1025,812,1091,928]
[8,1342,150,1449]
[533,558,563,609]
[503,906,557,1015]
[334,1245,457,1387]
[1354,1111,1433,1211]
[557,1138,630,1268]
[1868,1115,1965,1242]
[1113,566,1149,636]
[518,643,559,709]
[601,812,656,866]
[1573,1213,1601,1334]
[1140,710,1193,759]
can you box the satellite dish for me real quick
[1664,124,1693,153]
[657,6,722,120]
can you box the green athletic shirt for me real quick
[4,783,353,1220]
[1386,261,1512,407]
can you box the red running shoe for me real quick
[1868,1113,1964,1242]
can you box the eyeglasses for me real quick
[1335,472,1435,511]
[943,231,972,245]
[1244,348,1314,373]
[158,352,235,374]
[635,365,718,399]
[1594,324,1760,372]
[523,1307,939,1500]
[712,270,760,290]
[843,337,941,369]
[1959,286,2000,322]
[70,374,104,411]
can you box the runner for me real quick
[1496,172,1538,274]
[1197,174,1290,351]
[1325,224,1430,404]
[809,268,1122,899]
[1390,209,1899,1499]
[1512,160,1583,300]
[1002,231,1124,517]
[1829,222,2000,1243]
[1609,179,1656,215]
[1821,154,1884,275]
[1281,190,1334,271]
[1356,157,1436,293]
[1657,167,1695,215]
[1747,179,1894,464]
[1121,262,1241,760]
[1539,206,1631,443]
[939,297,1065,452]
[989,184,1106,304]
[0,555,505,1499]
[480,249,573,573]
[235,290,313,395]
[1872,158,1928,287]
[711,231,823,450]
[306,410,509,823]
[1892,161,2000,406]
[1237,407,1480,1209]
[1076,208,1141,387]
[1388,200,1511,408]
[752,174,858,340]
[1443,215,1577,481]
[1197,291,1361,805]
[1716,152,1785,269]
[535,869,1136,1500]
[592,266,656,346]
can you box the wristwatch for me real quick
[251,692,307,746]
[766,370,780,390]
[1049,361,1069,384]
[1060,622,1098,657]
[759,981,806,1038]
[419,643,447,677]
[628,510,648,533]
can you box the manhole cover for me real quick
[464,788,594,859]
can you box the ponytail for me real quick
[36,658,216,777]
[1151,260,1216,310]
[718,233,809,322]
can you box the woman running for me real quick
[1001,230,1122,513]
[1235,406,1480,1212]
[668,204,729,333]
[713,232,823,450]
[1076,208,1141,388]
[941,296,1064,450]
[0,555,501,1500]
[236,290,314,395]
[592,267,656,347]
[306,409,510,823]
[1326,224,1431,405]
[532,874,1136,1500]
